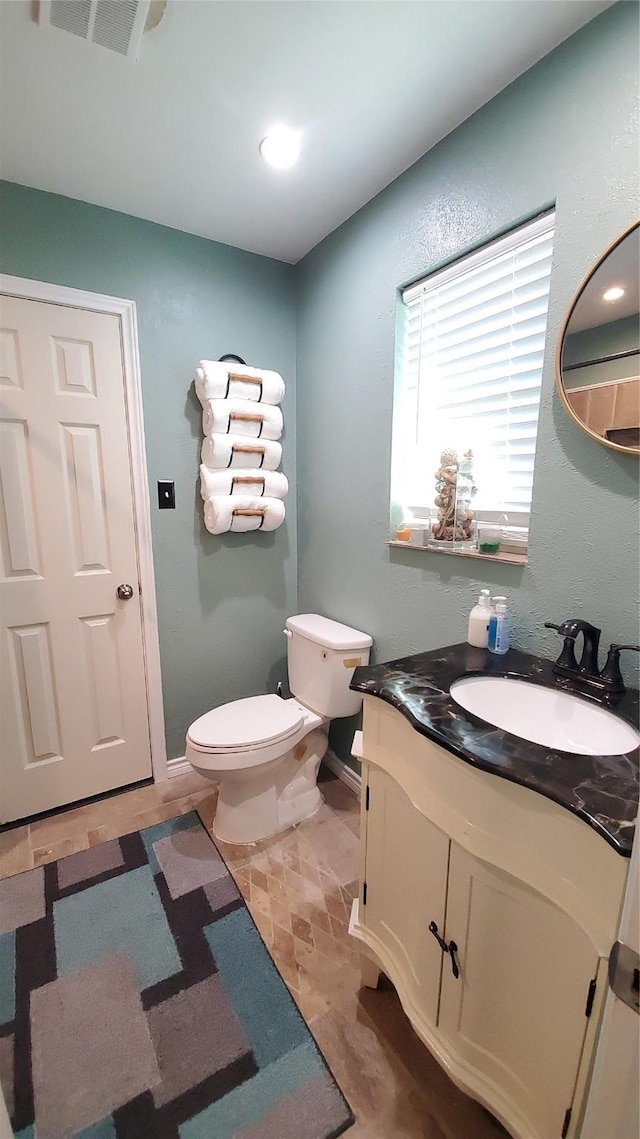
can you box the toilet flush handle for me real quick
[283,628,293,639]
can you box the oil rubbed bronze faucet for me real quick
[545,619,639,700]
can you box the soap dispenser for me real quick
[488,599,510,655]
[467,589,492,649]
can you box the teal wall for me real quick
[295,2,640,765]
[2,4,639,773]
[564,314,640,389]
[0,182,297,759]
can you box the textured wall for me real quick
[295,3,640,765]
[0,183,296,759]
[2,4,638,773]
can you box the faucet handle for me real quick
[599,644,640,696]
[544,621,563,633]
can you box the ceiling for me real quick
[567,225,640,332]
[0,0,615,264]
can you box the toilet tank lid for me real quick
[286,614,372,651]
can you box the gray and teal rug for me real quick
[0,812,353,1139]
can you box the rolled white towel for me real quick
[202,399,283,442]
[199,465,288,501]
[201,433,282,471]
[195,361,285,407]
[203,495,285,535]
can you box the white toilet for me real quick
[185,614,372,844]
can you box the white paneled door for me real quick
[0,295,153,821]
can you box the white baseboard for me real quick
[323,748,362,798]
[165,756,194,779]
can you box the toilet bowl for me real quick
[185,614,372,844]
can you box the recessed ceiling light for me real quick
[603,286,625,302]
[259,128,301,170]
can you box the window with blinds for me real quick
[392,211,555,534]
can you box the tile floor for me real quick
[0,767,508,1139]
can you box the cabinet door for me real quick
[438,843,598,1139]
[362,766,450,1027]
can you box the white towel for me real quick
[195,361,285,407]
[201,433,282,471]
[200,465,288,501]
[202,399,283,442]
[204,495,285,534]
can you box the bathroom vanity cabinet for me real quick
[349,696,630,1139]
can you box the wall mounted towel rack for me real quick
[229,410,265,435]
[196,355,286,533]
[233,507,266,528]
[231,474,266,493]
[227,442,266,467]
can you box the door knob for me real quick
[116,583,134,600]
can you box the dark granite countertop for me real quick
[351,643,639,856]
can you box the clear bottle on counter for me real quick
[488,601,510,654]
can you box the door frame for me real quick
[0,274,167,782]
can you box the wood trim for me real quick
[166,756,195,779]
[0,274,168,781]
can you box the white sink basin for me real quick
[450,676,639,756]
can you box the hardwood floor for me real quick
[0,767,508,1139]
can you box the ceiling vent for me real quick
[38,1,156,60]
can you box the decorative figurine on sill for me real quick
[431,447,477,545]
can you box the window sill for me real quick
[388,540,528,567]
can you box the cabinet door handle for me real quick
[448,939,460,980]
[428,920,448,952]
[429,922,460,980]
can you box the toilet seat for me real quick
[188,694,304,754]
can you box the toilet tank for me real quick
[285,614,372,719]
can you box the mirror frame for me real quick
[555,218,640,456]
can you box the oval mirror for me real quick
[557,221,639,454]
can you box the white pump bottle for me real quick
[467,589,492,648]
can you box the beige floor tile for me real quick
[0,826,32,878]
[357,984,509,1139]
[156,770,212,803]
[31,831,90,868]
[294,982,331,1023]
[311,990,418,1122]
[129,802,185,832]
[252,911,274,945]
[86,826,110,847]
[347,1094,447,1139]
[27,784,159,849]
[28,802,103,847]
[195,792,218,832]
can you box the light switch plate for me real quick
[158,480,175,509]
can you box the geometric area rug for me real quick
[0,812,354,1138]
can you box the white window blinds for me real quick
[395,211,555,519]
